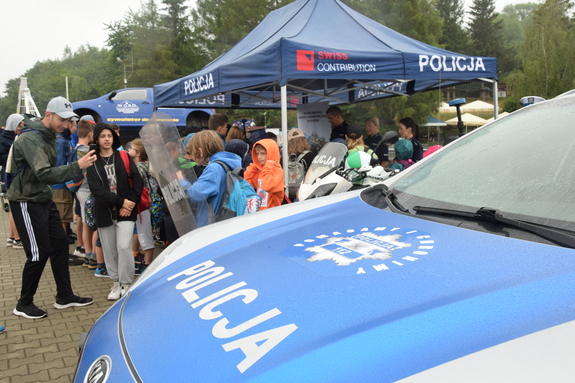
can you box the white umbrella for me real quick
[439,102,457,114]
[445,113,487,126]
[460,100,496,113]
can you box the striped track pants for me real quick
[9,200,73,305]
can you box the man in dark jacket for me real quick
[7,97,97,319]
[326,105,349,142]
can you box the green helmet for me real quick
[345,151,372,170]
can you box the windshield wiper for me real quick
[364,184,410,213]
[413,206,575,249]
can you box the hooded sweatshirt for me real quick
[86,123,143,227]
[6,116,82,202]
[390,139,414,171]
[0,114,24,168]
[244,138,284,210]
[180,150,241,227]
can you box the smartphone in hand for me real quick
[89,144,97,152]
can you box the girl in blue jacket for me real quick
[178,130,241,227]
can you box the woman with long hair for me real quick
[397,117,423,162]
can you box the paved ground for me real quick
[0,208,163,383]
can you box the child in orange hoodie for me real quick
[244,138,284,210]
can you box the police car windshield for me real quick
[387,95,575,231]
[303,142,348,184]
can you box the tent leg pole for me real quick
[493,80,499,119]
[281,85,289,189]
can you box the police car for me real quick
[74,93,575,382]
[72,87,215,141]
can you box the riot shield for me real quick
[140,112,207,237]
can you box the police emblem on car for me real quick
[283,226,436,277]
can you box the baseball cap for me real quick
[288,128,305,141]
[346,123,363,139]
[46,97,78,119]
[183,133,195,149]
[80,114,96,124]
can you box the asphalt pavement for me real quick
[0,208,163,383]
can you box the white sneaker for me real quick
[6,238,13,247]
[107,282,122,300]
[73,248,85,258]
[121,284,131,297]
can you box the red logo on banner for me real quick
[296,50,315,71]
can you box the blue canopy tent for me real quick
[154,0,498,180]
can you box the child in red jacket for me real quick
[244,139,284,210]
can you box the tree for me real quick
[106,0,196,87]
[437,0,469,53]
[191,0,293,61]
[343,0,443,129]
[161,0,205,76]
[467,0,505,59]
[496,3,537,76]
[508,0,575,99]
[345,0,443,45]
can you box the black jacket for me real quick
[87,150,143,228]
[0,129,16,169]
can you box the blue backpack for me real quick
[212,161,261,222]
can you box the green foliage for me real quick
[468,0,506,58]
[344,0,442,45]
[508,0,575,99]
[191,0,292,61]
[502,98,521,113]
[496,3,537,76]
[437,0,470,53]
[342,0,442,131]
[6,0,568,131]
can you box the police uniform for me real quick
[365,133,389,164]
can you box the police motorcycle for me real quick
[298,131,399,200]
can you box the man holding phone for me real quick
[7,96,97,319]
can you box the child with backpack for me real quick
[178,130,242,227]
[286,128,315,201]
[390,139,415,171]
[244,138,284,210]
[127,138,156,274]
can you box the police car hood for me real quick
[96,194,575,382]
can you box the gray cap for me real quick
[46,96,78,119]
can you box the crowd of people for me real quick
[0,98,431,328]
[325,105,427,171]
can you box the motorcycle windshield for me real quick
[139,112,204,237]
[303,142,348,184]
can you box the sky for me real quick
[1,0,527,99]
